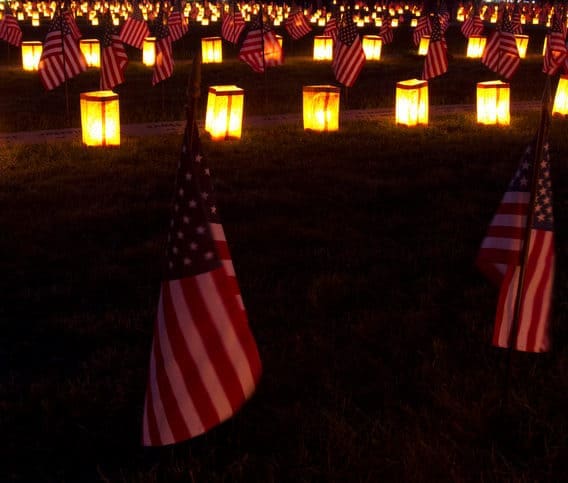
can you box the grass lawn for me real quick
[1,21,567,483]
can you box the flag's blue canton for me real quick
[132,1,145,21]
[533,144,553,230]
[502,13,515,33]
[102,12,118,47]
[166,128,221,281]
[551,9,564,33]
[155,10,169,40]
[49,13,63,33]
[430,14,442,41]
[339,10,357,46]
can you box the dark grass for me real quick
[1,112,568,481]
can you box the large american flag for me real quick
[481,13,520,80]
[413,15,431,47]
[100,11,128,90]
[543,9,567,75]
[0,3,22,47]
[379,16,393,45]
[142,119,262,446]
[238,15,282,73]
[332,10,365,87]
[120,0,149,49]
[167,1,188,43]
[152,10,173,86]
[38,11,87,91]
[221,9,245,45]
[285,9,311,40]
[422,14,448,80]
[460,9,484,38]
[477,139,554,352]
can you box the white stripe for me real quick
[169,279,233,419]
[196,273,256,398]
[498,266,520,347]
[210,222,226,241]
[481,236,522,251]
[157,286,205,437]
[502,191,530,204]
[491,214,526,228]
[222,260,235,277]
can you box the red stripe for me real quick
[486,225,524,239]
[162,281,220,433]
[493,264,516,347]
[180,272,246,412]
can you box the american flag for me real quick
[167,0,188,43]
[100,11,128,90]
[379,16,393,45]
[543,9,567,75]
[63,9,82,41]
[461,9,484,38]
[221,9,245,45]
[285,9,311,40]
[120,0,150,49]
[323,14,338,41]
[152,10,173,86]
[38,11,87,91]
[238,15,282,73]
[332,10,365,87]
[438,0,450,32]
[481,14,520,80]
[0,3,22,47]
[477,140,554,353]
[422,14,448,80]
[511,4,523,35]
[141,119,262,446]
[413,15,431,47]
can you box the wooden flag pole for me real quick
[61,1,70,126]
[502,76,552,409]
[259,4,268,113]
[186,51,202,148]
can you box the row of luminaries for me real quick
[20,33,541,72]
[79,79,568,147]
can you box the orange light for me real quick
[477,80,510,125]
[302,85,340,132]
[205,85,244,140]
[80,91,121,147]
[396,79,428,126]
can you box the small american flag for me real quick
[221,9,245,45]
[460,9,484,39]
[422,14,448,80]
[481,13,520,80]
[477,139,555,353]
[100,11,128,90]
[167,0,188,43]
[142,119,262,446]
[332,10,365,87]
[285,9,311,40]
[38,11,87,91]
[0,3,22,47]
[438,0,450,32]
[152,9,173,86]
[543,9,567,75]
[379,16,393,45]
[323,14,338,41]
[63,9,82,41]
[239,15,282,73]
[120,0,150,49]
[511,4,523,35]
[413,15,431,47]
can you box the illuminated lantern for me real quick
[80,91,121,147]
[476,80,510,125]
[391,17,399,27]
[21,41,43,71]
[317,17,325,27]
[396,79,428,126]
[313,35,333,60]
[276,34,283,48]
[418,35,430,55]
[205,85,245,140]
[552,74,568,116]
[466,35,486,58]
[79,39,101,68]
[514,34,529,58]
[201,36,223,63]
[410,18,418,27]
[142,37,156,66]
[302,85,340,132]
[362,35,382,60]
[532,16,539,25]
[542,36,547,56]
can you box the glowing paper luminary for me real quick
[80,91,121,147]
[362,35,382,60]
[552,74,568,116]
[514,34,529,58]
[79,39,101,68]
[142,37,156,66]
[205,85,244,140]
[466,35,486,58]
[395,79,428,126]
[313,35,333,61]
[418,35,430,56]
[476,80,510,125]
[302,85,340,132]
[21,41,43,71]
[201,36,222,63]
[410,18,418,27]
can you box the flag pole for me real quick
[259,3,268,113]
[502,76,552,409]
[186,51,202,148]
[61,0,70,125]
